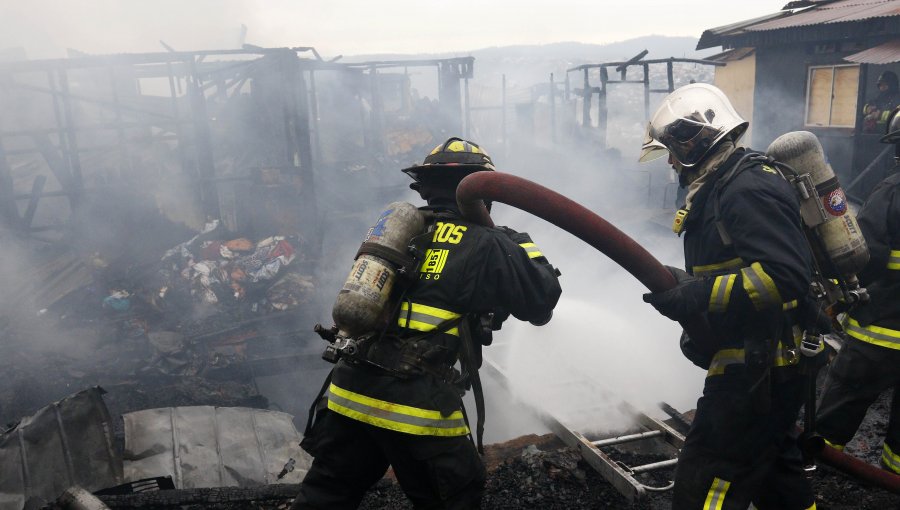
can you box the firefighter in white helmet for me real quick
[640,84,817,509]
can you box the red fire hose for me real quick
[456,170,900,494]
[814,439,900,494]
[456,170,716,354]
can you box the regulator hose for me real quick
[455,170,716,354]
[457,170,900,494]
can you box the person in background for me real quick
[816,106,900,475]
[639,83,817,509]
[863,71,900,133]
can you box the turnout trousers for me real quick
[817,338,900,474]
[290,407,486,510]
[672,373,816,510]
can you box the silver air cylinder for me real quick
[767,131,869,281]
[332,202,424,339]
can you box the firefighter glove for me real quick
[642,266,712,322]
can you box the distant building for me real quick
[699,0,900,199]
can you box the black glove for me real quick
[642,266,712,322]
[679,331,713,370]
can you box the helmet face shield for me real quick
[640,83,748,168]
[639,128,669,163]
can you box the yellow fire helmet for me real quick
[402,137,496,183]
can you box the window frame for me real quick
[804,63,860,129]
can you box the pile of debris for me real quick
[0,217,320,429]
[150,220,312,314]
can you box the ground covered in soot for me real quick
[359,393,899,510]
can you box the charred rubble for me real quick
[0,44,897,509]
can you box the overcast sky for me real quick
[0,0,790,59]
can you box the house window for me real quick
[805,64,859,127]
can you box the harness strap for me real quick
[458,316,486,454]
[711,152,769,246]
[357,241,417,277]
[305,368,333,436]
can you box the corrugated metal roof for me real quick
[698,0,900,49]
[845,38,900,62]
[707,47,757,62]
[700,12,790,39]
[749,0,900,31]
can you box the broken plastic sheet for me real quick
[0,387,122,510]
[123,406,311,488]
[161,219,221,262]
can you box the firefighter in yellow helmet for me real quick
[640,84,817,509]
[863,71,900,133]
[816,106,900,475]
[292,137,561,509]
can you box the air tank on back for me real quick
[767,131,869,286]
[332,202,424,339]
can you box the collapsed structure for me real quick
[0,17,898,506]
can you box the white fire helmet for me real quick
[639,83,749,168]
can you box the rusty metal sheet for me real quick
[698,0,900,49]
[123,406,310,488]
[0,387,122,510]
[845,39,900,63]
[750,0,900,31]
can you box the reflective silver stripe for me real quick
[703,477,730,510]
[519,242,543,259]
[844,317,900,350]
[327,384,469,436]
[398,303,461,336]
[741,262,782,310]
[328,392,467,430]
[888,250,900,270]
[709,274,736,313]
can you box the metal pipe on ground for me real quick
[455,170,716,353]
[456,170,900,495]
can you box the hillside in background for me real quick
[345,35,717,154]
[345,35,714,91]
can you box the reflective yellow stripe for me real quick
[327,383,469,436]
[398,302,461,336]
[709,274,736,313]
[519,242,543,259]
[693,257,744,277]
[782,299,798,311]
[824,438,845,451]
[806,504,817,510]
[843,316,900,350]
[883,443,900,474]
[703,477,730,510]
[741,262,783,310]
[707,348,743,377]
[888,250,900,270]
[707,330,802,377]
